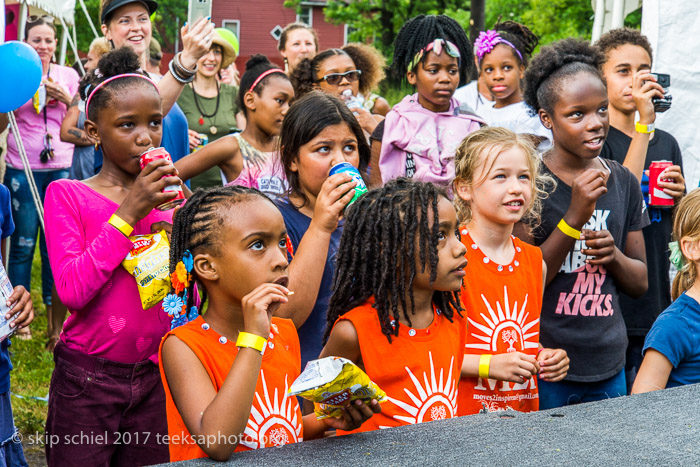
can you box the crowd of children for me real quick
[1,6,699,466]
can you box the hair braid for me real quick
[324,178,464,344]
[169,185,276,314]
[391,14,476,85]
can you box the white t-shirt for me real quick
[478,101,553,152]
[454,80,494,115]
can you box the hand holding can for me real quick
[329,162,368,208]
[139,147,186,211]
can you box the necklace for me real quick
[192,80,221,135]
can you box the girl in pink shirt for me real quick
[44,47,183,466]
[372,15,484,190]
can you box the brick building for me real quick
[212,1,347,69]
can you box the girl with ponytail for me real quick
[632,189,700,393]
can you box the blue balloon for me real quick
[0,41,43,112]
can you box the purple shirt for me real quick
[45,180,173,364]
[6,64,80,170]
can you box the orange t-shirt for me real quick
[158,316,303,462]
[336,298,467,434]
[458,230,543,415]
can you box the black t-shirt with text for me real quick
[600,126,683,335]
[532,159,650,381]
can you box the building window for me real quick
[221,20,240,39]
[344,24,359,45]
[270,25,284,41]
[297,6,312,27]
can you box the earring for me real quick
[94,142,99,150]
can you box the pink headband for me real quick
[85,73,159,119]
[249,68,285,93]
[474,30,523,63]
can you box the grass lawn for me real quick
[9,247,54,462]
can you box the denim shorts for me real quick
[45,342,169,466]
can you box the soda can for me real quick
[139,147,185,211]
[329,162,368,207]
[194,133,209,152]
[648,160,674,207]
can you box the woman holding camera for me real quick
[2,15,79,341]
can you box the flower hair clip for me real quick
[474,30,523,63]
[669,241,685,270]
[163,250,196,329]
[408,38,461,71]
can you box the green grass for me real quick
[10,247,53,437]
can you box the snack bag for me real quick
[289,357,387,419]
[0,262,18,343]
[122,231,171,310]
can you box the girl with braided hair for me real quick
[320,178,469,432]
[159,186,379,461]
[472,21,552,150]
[372,15,484,189]
[43,46,183,465]
[518,38,649,409]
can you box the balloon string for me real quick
[8,111,45,231]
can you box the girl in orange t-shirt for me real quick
[452,127,569,415]
[159,186,379,462]
[321,178,469,433]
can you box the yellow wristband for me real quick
[635,121,655,134]
[478,354,492,379]
[236,332,267,355]
[108,214,134,237]
[557,219,581,240]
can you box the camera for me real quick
[651,72,672,113]
[40,133,54,163]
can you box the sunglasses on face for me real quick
[317,69,362,86]
[27,14,55,24]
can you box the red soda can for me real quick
[648,160,674,207]
[139,147,185,211]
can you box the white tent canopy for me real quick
[643,0,700,188]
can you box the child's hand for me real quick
[567,168,608,228]
[489,352,539,384]
[241,283,290,338]
[581,229,616,265]
[115,158,182,227]
[538,348,569,382]
[6,286,34,331]
[322,399,381,432]
[353,107,378,134]
[188,130,202,150]
[312,173,356,233]
[657,165,685,199]
[632,70,665,125]
[150,221,173,242]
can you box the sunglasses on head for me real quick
[318,69,362,86]
[27,14,55,24]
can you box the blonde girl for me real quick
[632,189,700,393]
[453,126,568,414]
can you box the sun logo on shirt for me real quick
[465,286,539,353]
[241,371,302,449]
[380,351,458,427]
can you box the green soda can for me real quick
[329,162,368,207]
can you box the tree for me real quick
[284,0,473,57]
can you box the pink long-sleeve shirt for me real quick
[45,179,173,364]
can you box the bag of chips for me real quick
[289,356,387,419]
[122,231,171,310]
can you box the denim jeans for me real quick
[3,167,69,306]
[538,369,626,410]
[45,342,169,466]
